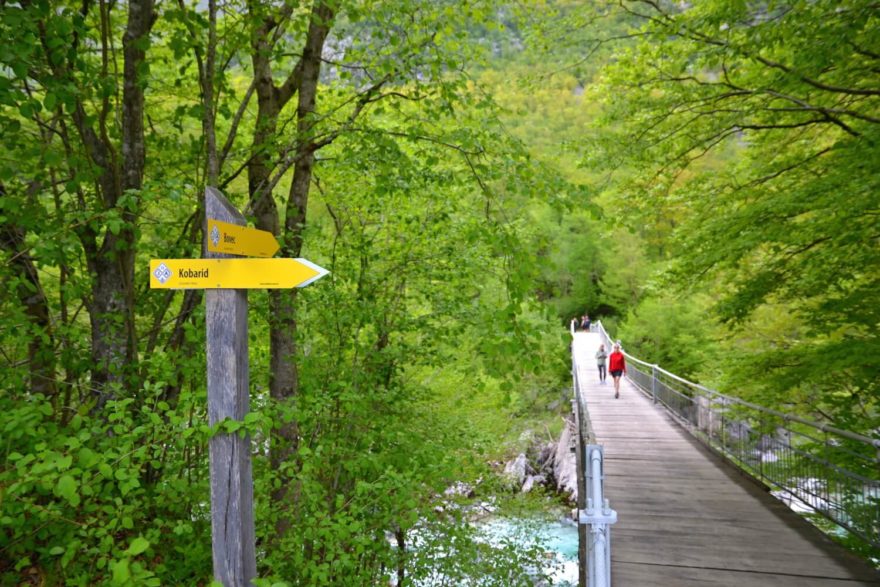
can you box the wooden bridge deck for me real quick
[572,331,880,586]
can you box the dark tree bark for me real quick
[243,0,333,538]
[246,0,284,237]
[203,0,220,185]
[22,0,153,410]
[267,0,334,535]
[87,0,154,404]
[0,183,56,400]
[396,527,406,587]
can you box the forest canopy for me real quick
[1,0,877,583]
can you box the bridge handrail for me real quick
[591,319,880,551]
[571,331,615,587]
[593,321,880,450]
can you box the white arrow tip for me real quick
[295,258,330,287]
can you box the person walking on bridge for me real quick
[608,343,626,399]
[595,343,607,384]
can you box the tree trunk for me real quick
[203,0,219,185]
[243,0,334,538]
[88,251,135,402]
[25,0,150,405]
[0,184,56,400]
[396,527,406,587]
[247,2,281,237]
[268,0,334,536]
[87,0,154,405]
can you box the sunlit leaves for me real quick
[582,0,880,431]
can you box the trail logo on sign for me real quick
[153,262,172,284]
[211,225,221,248]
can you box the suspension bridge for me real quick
[570,324,880,586]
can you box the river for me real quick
[399,512,580,586]
[478,516,579,586]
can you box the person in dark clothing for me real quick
[595,344,607,384]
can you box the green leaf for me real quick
[111,559,131,584]
[56,454,72,470]
[55,474,78,505]
[78,447,98,468]
[125,536,150,556]
[43,92,57,111]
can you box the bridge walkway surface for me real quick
[572,331,880,586]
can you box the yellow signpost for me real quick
[154,188,329,586]
[206,219,280,258]
[150,258,328,289]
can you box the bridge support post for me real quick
[574,410,588,587]
[581,445,618,587]
[572,353,588,587]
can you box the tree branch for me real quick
[219,79,256,171]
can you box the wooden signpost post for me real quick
[204,188,255,587]
[150,187,328,586]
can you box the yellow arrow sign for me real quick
[206,219,280,258]
[150,258,328,289]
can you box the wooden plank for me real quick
[572,332,880,586]
[205,187,257,586]
[613,560,876,587]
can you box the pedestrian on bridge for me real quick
[595,343,608,384]
[608,343,626,399]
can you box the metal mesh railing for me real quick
[593,321,880,551]
[571,326,616,587]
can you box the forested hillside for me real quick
[564,0,878,432]
[1,0,877,583]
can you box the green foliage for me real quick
[1,388,212,585]
[576,0,880,434]
[11,0,878,579]
[241,91,573,582]
[617,294,720,379]
[1,0,580,583]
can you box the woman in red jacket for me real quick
[608,343,626,399]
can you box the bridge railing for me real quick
[571,325,616,587]
[592,321,880,552]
